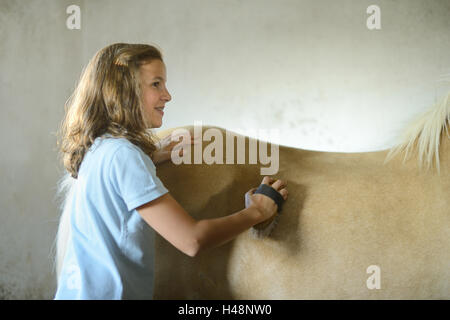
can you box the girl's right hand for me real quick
[245,176,288,221]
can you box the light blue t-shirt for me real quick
[55,135,169,299]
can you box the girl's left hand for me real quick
[153,131,200,164]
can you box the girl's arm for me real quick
[136,177,287,257]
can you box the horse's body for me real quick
[153,105,450,299]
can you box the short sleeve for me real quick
[110,144,169,211]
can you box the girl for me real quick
[54,43,288,299]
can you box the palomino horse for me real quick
[152,94,449,299]
[55,92,449,299]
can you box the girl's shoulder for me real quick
[91,134,139,154]
[79,135,150,179]
[85,135,145,168]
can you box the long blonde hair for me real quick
[57,43,163,178]
[54,43,164,282]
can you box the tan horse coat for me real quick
[153,102,449,299]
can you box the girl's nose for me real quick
[163,88,172,102]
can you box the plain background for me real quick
[0,0,449,298]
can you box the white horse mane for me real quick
[54,173,76,281]
[384,90,450,174]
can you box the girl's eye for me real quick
[152,82,160,88]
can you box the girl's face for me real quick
[139,60,172,128]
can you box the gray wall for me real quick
[0,0,449,299]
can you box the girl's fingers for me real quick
[278,188,288,200]
[261,176,274,185]
[271,179,286,190]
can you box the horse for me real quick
[151,92,449,299]
[55,91,449,299]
